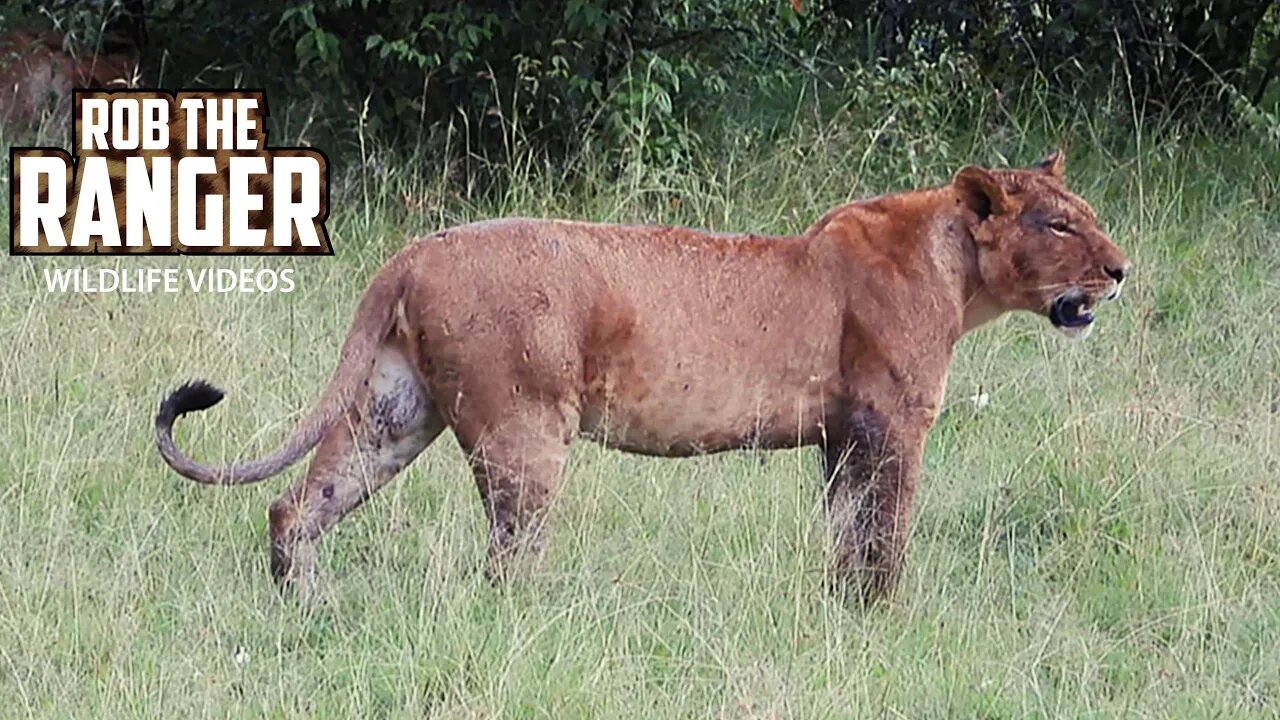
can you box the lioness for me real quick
[156,151,1130,601]
[0,30,138,128]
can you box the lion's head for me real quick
[954,152,1131,339]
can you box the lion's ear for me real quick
[953,166,1011,222]
[1035,150,1065,179]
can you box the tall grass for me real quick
[0,88,1277,717]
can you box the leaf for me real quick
[294,31,316,69]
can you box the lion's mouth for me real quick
[1049,290,1094,329]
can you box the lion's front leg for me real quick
[822,407,925,603]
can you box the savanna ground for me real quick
[1,90,1278,718]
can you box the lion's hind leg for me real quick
[267,344,443,589]
[452,400,575,584]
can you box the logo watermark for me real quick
[10,89,331,256]
[41,267,297,293]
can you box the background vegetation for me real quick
[5,0,1280,160]
[1,0,1279,717]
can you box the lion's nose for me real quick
[1103,263,1129,283]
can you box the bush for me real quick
[7,0,1279,164]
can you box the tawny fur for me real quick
[155,152,1131,601]
[0,31,137,128]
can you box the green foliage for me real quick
[835,0,1280,115]
[7,1,1279,168]
[253,0,825,162]
[7,0,833,161]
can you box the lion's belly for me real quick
[579,389,832,456]
[576,340,840,456]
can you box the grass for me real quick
[1,92,1278,718]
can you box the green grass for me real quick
[1,99,1278,718]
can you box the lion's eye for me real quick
[1048,219,1072,235]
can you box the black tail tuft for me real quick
[156,380,225,428]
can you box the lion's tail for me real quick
[154,252,411,486]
